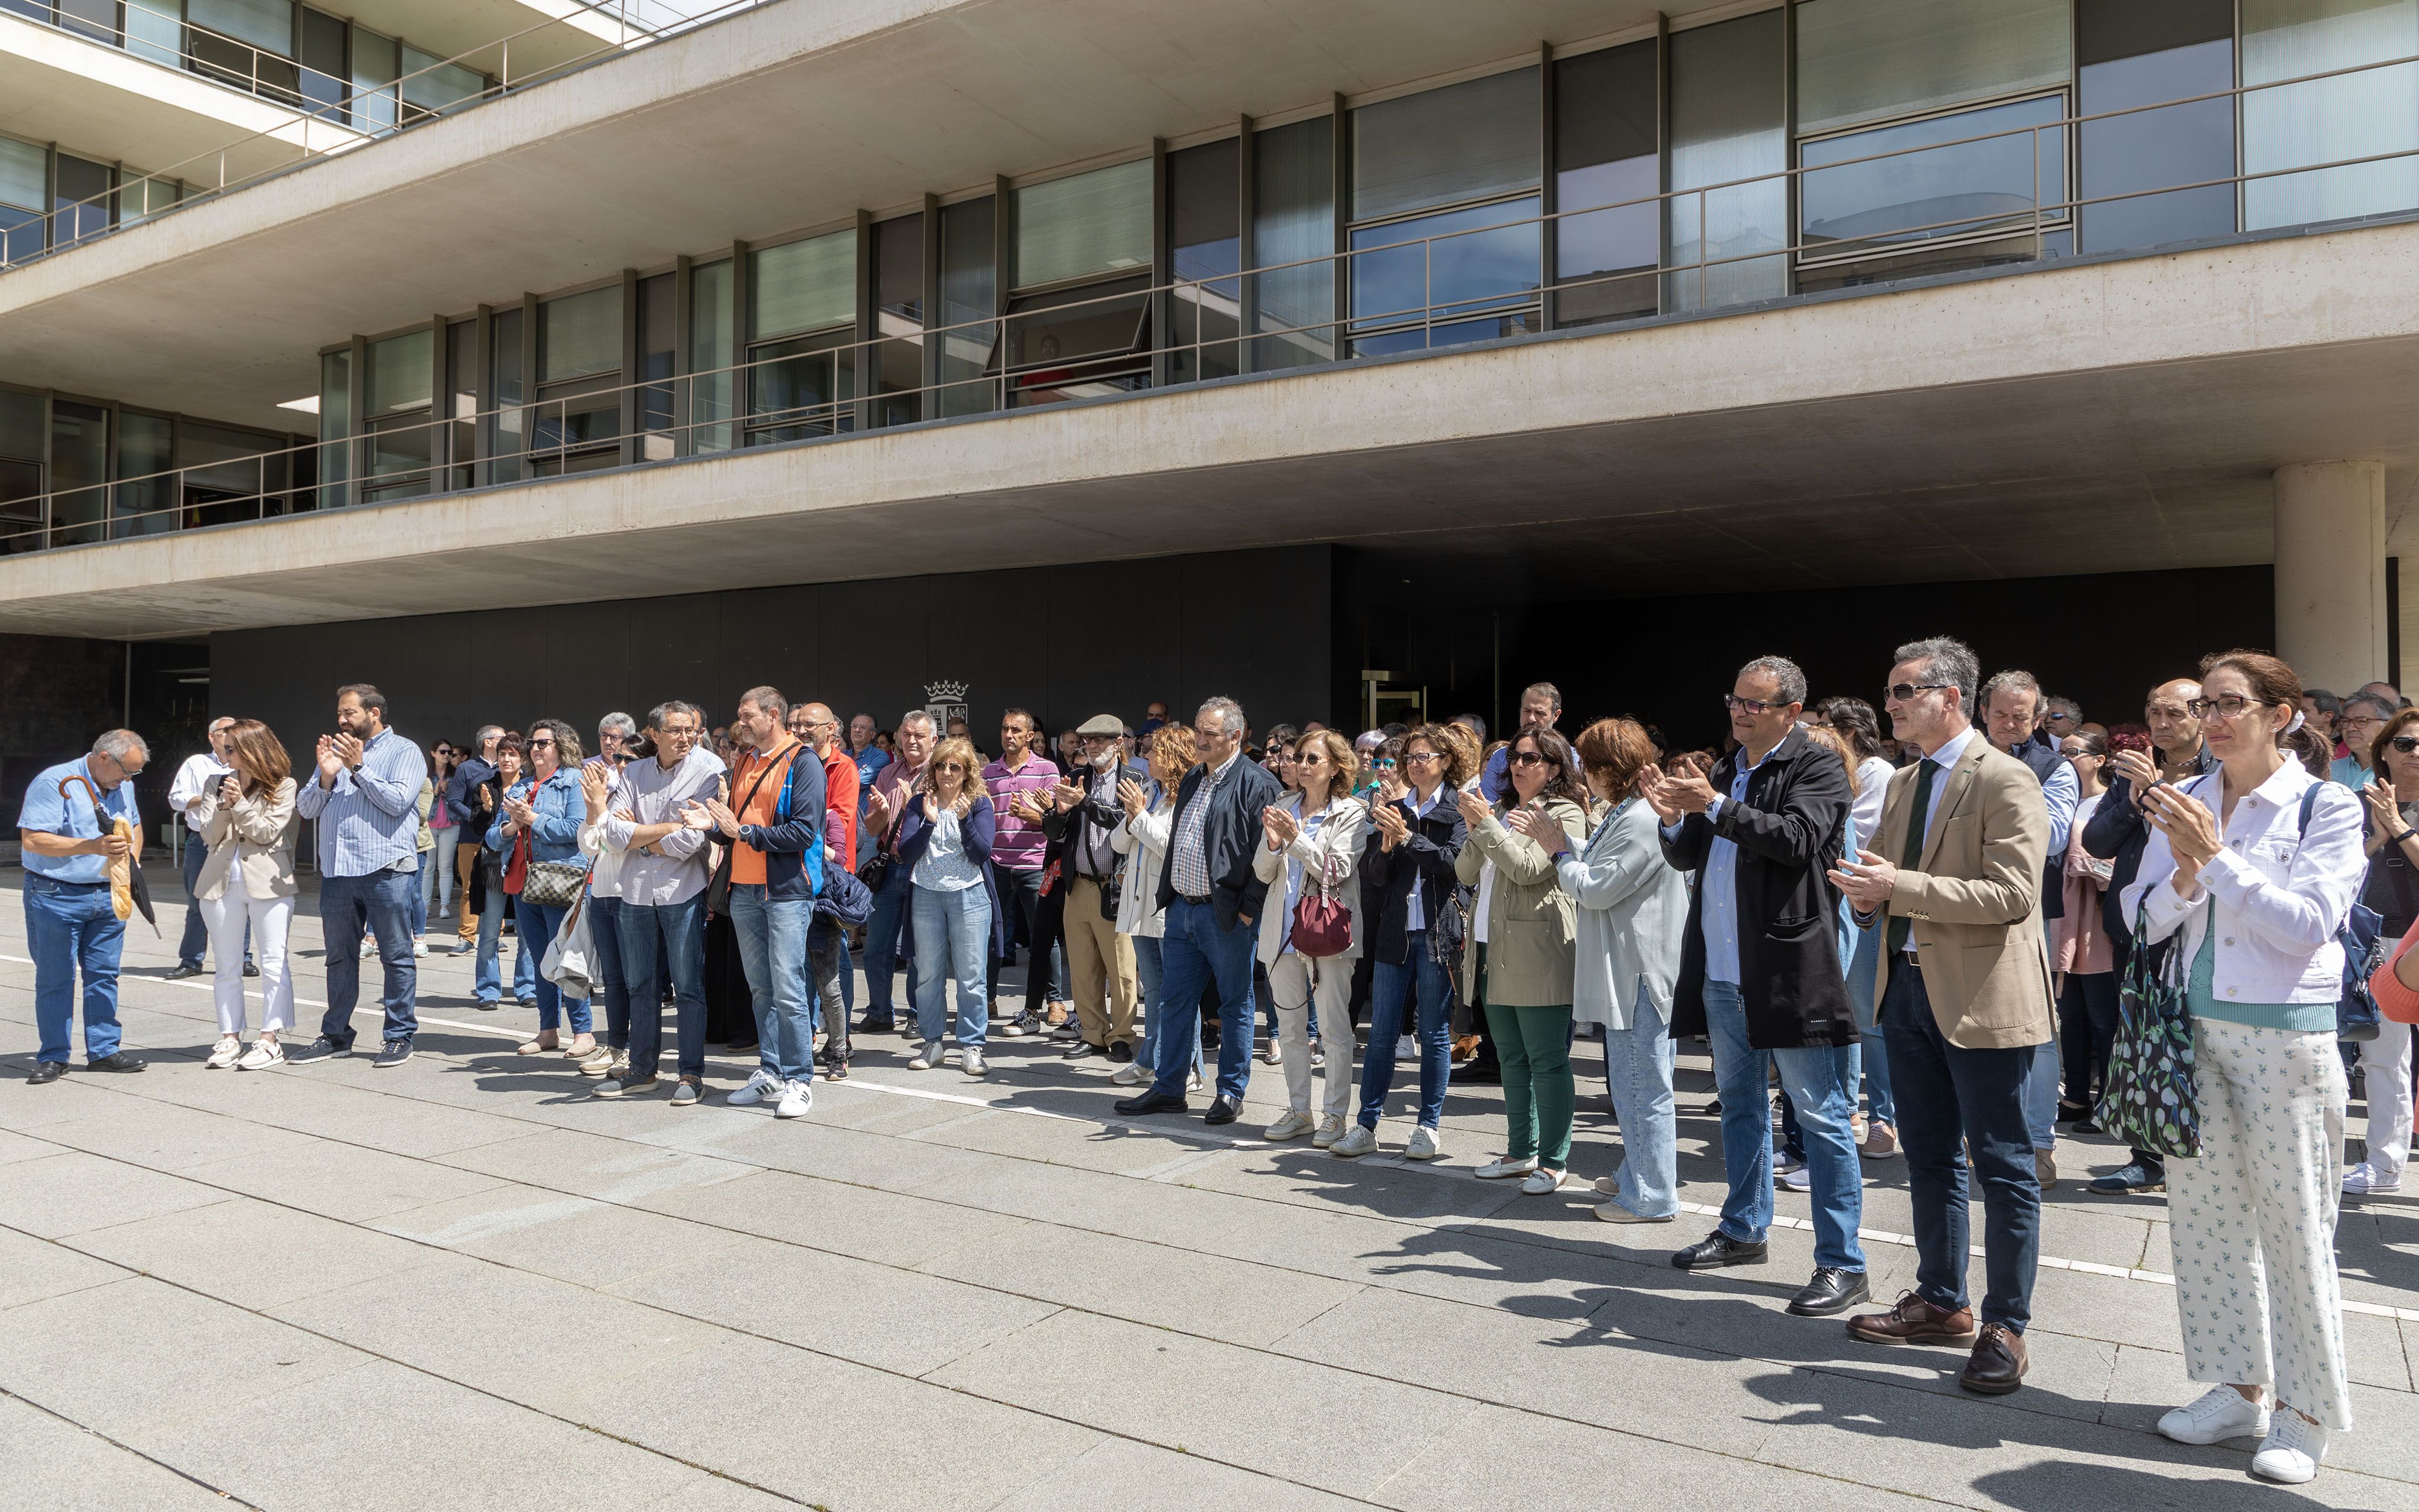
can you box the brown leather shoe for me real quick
[1959,1322,2028,1395]
[1845,1290,1978,1346]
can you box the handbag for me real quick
[522,859,589,909]
[2099,896,2201,1160]
[1288,851,1353,958]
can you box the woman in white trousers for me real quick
[2124,651,2364,1486]
[194,719,300,1071]
[1252,729,1367,1146]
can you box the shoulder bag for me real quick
[2299,785,2384,1041]
[2099,895,2201,1160]
[705,749,792,917]
[1288,849,1352,958]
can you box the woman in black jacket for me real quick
[1332,724,1471,1162]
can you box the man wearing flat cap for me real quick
[1043,714,1150,1061]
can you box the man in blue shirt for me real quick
[1481,683,1565,802]
[17,730,154,1083]
[847,713,890,864]
[290,684,428,1068]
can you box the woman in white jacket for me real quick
[2122,650,2363,1485]
[193,720,298,1071]
[1110,724,1202,1091]
[1252,729,1367,1146]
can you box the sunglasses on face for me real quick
[1884,682,1952,703]
[2392,736,2419,755]
[1374,758,1398,770]
[934,762,967,773]
[529,739,555,749]
[1508,750,1551,768]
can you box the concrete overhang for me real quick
[0,0,1714,433]
[8,217,2419,640]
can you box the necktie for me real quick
[1885,759,1939,956]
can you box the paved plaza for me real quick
[1,875,2415,1511]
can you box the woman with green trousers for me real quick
[1456,723,1589,1194]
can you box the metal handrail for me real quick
[9,52,2419,550]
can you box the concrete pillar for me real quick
[2274,459,2388,691]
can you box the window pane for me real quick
[126,0,181,67]
[180,423,288,525]
[751,229,855,339]
[365,329,433,417]
[50,400,108,548]
[300,8,347,118]
[1169,137,1241,382]
[2243,0,2419,230]
[1352,66,1540,222]
[1014,158,1151,290]
[401,45,484,116]
[870,213,923,427]
[1667,9,1787,312]
[1800,93,2067,258]
[748,331,854,442]
[936,197,996,417]
[54,155,113,249]
[319,349,350,507]
[1350,196,1539,352]
[689,259,733,452]
[119,172,181,226]
[1,135,47,263]
[2079,0,2237,253]
[1004,274,1150,407]
[190,0,295,57]
[1253,115,1334,371]
[1554,40,1659,326]
[533,373,620,458]
[447,317,476,487]
[58,0,118,46]
[113,412,175,539]
[637,273,675,458]
[0,387,40,460]
[541,285,621,382]
[352,29,399,133]
[1797,0,2071,136]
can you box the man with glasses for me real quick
[18,729,154,1083]
[594,700,726,1104]
[2332,693,2395,788]
[291,684,429,1068]
[1648,656,1867,1322]
[1833,637,2051,1397]
[2077,677,2213,1198]
[1044,714,1147,1063]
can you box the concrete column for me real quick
[2274,459,2388,691]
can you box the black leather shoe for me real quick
[857,1014,895,1034]
[1113,1090,1188,1117]
[1787,1266,1871,1317]
[1107,1040,1133,1063]
[27,1060,65,1085]
[1203,1095,1243,1126]
[84,1051,147,1073]
[242,962,260,978]
[1959,1322,2029,1395]
[164,963,203,980]
[1671,1231,1768,1270]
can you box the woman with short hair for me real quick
[1254,729,1367,1144]
[897,736,1003,1078]
[194,720,299,1071]
[488,719,598,1064]
[1112,723,1204,1091]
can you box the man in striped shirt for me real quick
[984,707,1068,1036]
[291,684,429,1068]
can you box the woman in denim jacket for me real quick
[489,718,596,1064]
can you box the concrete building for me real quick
[3,0,2415,804]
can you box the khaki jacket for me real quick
[1455,795,1586,1007]
[1868,734,2052,1049]
[194,778,300,902]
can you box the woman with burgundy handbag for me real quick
[1252,729,1368,1146]
[1456,724,1588,1194]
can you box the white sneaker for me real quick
[1110,1061,1147,1085]
[775,1080,814,1119]
[1312,1113,1346,1148]
[1187,1071,1203,1092]
[2343,1161,2404,1196]
[235,1038,284,1071]
[2158,1387,2270,1446]
[205,1034,243,1069]
[1404,1124,1442,1162]
[727,1068,782,1107]
[359,938,376,958]
[2251,1413,2328,1484]
[962,1048,989,1079]
[907,1040,943,1071]
[411,939,427,958]
[1593,1199,1673,1224]
[1263,1040,1283,1066]
[1329,1124,1378,1159]
[1395,1035,1417,1059]
[1263,1110,1315,1142]
[1475,1155,1539,1180]
[1520,1168,1566,1195]
[1310,1042,1326,1072]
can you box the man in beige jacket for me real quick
[1828,636,2050,1399]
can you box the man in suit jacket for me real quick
[1114,696,1282,1126]
[1831,636,2051,1397]
[1650,656,1868,1320]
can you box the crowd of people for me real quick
[18,639,2415,1487]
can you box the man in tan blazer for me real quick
[1828,636,2050,1399]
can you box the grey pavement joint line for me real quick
[0,1381,270,1510]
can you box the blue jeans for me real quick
[177,835,209,967]
[1846,921,1895,1128]
[516,897,590,1035]
[2022,1039,2061,1152]
[1358,931,1454,1129]
[25,876,124,1064]
[319,866,419,1046]
[588,895,629,1051]
[513,905,538,1003]
[1602,984,1679,1218]
[1882,963,2040,1331]
[472,880,507,1005]
[861,860,917,1027]
[616,893,707,1081]
[912,883,992,1046]
[1148,896,1256,1101]
[1704,980,1865,1272]
[730,885,814,1080]
[1130,932,1202,1081]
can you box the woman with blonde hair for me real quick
[1112,721,1206,1090]
[194,720,300,1070]
[1254,728,1368,1144]
[896,736,1004,1078]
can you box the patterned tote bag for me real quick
[2099,898,2201,1160]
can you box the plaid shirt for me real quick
[1167,750,1240,900]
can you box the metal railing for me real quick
[7,48,2419,554]
[0,0,773,268]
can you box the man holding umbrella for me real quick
[17,729,154,1084]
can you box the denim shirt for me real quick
[485,768,584,863]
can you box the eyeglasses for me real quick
[934,762,967,773]
[2184,696,2275,718]
[1374,757,1399,770]
[1723,694,1784,715]
[1884,682,1952,703]
[2392,736,2419,755]
[2339,715,2384,730]
[1508,750,1552,768]
[1403,751,1441,765]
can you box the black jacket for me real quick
[1042,760,1149,915]
[1154,753,1284,932]
[2011,735,2066,921]
[2080,745,2215,971]
[1662,726,1856,1049]
[1358,789,1470,965]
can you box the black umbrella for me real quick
[60,773,158,935]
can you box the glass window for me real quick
[57,0,118,46]
[50,400,108,548]
[401,45,485,121]
[318,348,350,508]
[1002,275,1150,407]
[541,285,621,382]
[1168,138,1241,382]
[447,317,477,487]
[871,213,924,428]
[1253,115,1334,371]
[1013,158,1151,290]
[1799,93,2068,264]
[689,259,733,452]
[363,330,433,502]
[0,136,45,265]
[748,330,854,444]
[2242,0,2419,230]
[1666,9,1787,312]
[637,273,675,459]
[488,305,525,480]
[1348,196,1540,355]
[0,388,40,554]
[300,8,349,122]
[0,387,40,460]
[190,0,295,57]
[936,197,996,417]
[53,155,113,250]
[2078,0,2237,254]
[1352,67,1540,222]
[126,0,182,67]
[113,412,175,539]
[365,329,433,417]
[751,230,855,340]
[178,422,287,527]
[119,173,181,226]
[531,374,620,474]
[1797,0,2070,136]
[1553,40,1659,327]
[352,29,399,134]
